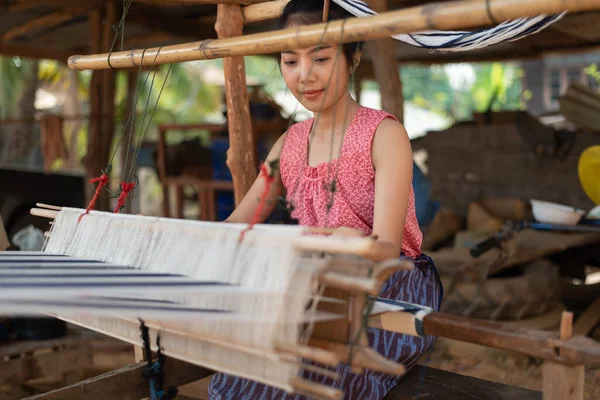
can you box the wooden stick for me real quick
[36,203,63,211]
[30,205,397,261]
[560,311,574,341]
[293,235,399,262]
[275,341,341,367]
[32,204,364,237]
[322,0,330,22]
[31,208,58,219]
[67,0,600,71]
[376,310,600,366]
[308,339,406,376]
[243,0,288,23]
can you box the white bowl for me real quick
[531,199,585,225]
[587,205,600,220]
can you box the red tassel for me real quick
[113,182,136,213]
[79,173,109,222]
[240,163,275,241]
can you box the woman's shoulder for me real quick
[283,117,313,143]
[288,117,313,133]
[359,106,399,122]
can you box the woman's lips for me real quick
[301,89,324,101]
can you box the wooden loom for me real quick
[10,0,600,399]
[19,203,600,400]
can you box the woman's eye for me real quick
[283,60,297,66]
[315,57,329,63]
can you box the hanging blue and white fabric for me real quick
[332,0,565,52]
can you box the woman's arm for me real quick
[370,118,414,254]
[225,133,287,224]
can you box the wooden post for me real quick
[541,311,585,400]
[83,9,103,206]
[121,70,138,214]
[82,2,118,211]
[215,4,257,205]
[366,0,403,123]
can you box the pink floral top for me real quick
[280,106,422,258]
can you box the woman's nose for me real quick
[299,60,314,83]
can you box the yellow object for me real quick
[579,145,600,205]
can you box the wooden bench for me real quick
[385,364,541,400]
[23,359,542,400]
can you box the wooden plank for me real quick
[215,3,257,205]
[22,358,213,400]
[573,296,600,336]
[542,363,585,400]
[384,365,542,399]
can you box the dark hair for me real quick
[278,0,363,67]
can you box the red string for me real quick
[113,182,136,213]
[239,163,274,241]
[78,173,109,222]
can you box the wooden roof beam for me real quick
[2,10,84,42]
[126,10,217,41]
[130,0,267,5]
[7,0,103,12]
[0,42,72,62]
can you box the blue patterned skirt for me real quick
[208,254,443,400]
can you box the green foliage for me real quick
[583,64,600,87]
[401,61,524,122]
[0,56,35,118]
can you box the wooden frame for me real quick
[155,122,233,221]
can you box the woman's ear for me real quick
[351,50,362,75]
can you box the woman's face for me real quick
[280,43,350,113]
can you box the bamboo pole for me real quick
[67,0,600,71]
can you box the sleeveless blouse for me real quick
[280,106,422,258]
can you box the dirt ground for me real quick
[424,339,600,400]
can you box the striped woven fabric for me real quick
[333,0,565,51]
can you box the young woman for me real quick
[209,0,443,398]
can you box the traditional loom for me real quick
[6,0,600,399]
[19,204,416,399]
[6,203,600,400]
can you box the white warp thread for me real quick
[44,207,327,392]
